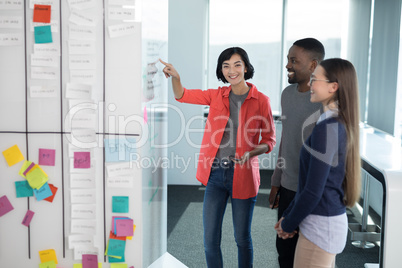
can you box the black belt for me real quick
[211,157,234,169]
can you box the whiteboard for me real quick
[0,0,168,267]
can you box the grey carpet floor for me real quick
[167,170,380,267]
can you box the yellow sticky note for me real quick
[111,264,128,268]
[26,165,48,189]
[39,249,58,264]
[127,224,136,240]
[2,145,24,166]
[39,260,56,268]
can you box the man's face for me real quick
[286,45,314,85]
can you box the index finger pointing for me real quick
[159,58,169,66]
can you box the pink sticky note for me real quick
[22,210,35,226]
[39,148,56,166]
[23,162,36,176]
[116,219,134,237]
[0,195,14,217]
[143,106,148,123]
[74,152,90,169]
[82,254,98,268]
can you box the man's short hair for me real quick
[293,38,325,62]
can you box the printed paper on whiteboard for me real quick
[68,40,96,55]
[30,86,57,98]
[0,33,22,46]
[71,219,96,235]
[70,189,96,204]
[71,204,96,219]
[34,43,60,56]
[70,128,97,149]
[31,54,58,67]
[67,0,96,10]
[70,69,96,84]
[69,55,96,70]
[31,67,57,80]
[69,10,96,27]
[108,0,135,5]
[0,16,23,29]
[108,23,136,38]
[106,162,134,177]
[107,176,133,188]
[66,83,92,99]
[0,1,23,10]
[108,7,135,21]
[69,24,96,40]
[68,234,94,249]
[70,173,96,188]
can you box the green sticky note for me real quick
[108,255,125,263]
[111,263,128,268]
[39,260,56,268]
[112,196,129,213]
[15,181,34,198]
[107,239,126,258]
[26,165,48,189]
[34,25,52,44]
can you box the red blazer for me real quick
[176,82,276,199]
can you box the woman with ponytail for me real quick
[274,58,361,267]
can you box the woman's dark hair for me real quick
[216,47,254,83]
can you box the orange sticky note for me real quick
[33,5,51,23]
[2,145,24,166]
[109,231,126,241]
[44,184,58,203]
[39,249,58,264]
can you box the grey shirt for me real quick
[271,84,321,191]
[216,90,249,160]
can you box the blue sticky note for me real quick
[33,182,53,201]
[15,181,34,198]
[107,239,126,258]
[112,196,129,213]
[34,25,52,44]
[104,138,137,162]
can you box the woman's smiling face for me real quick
[222,53,247,87]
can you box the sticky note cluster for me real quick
[0,145,58,227]
[105,216,136,263]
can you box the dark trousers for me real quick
[276,186,299,268]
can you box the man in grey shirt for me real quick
[269,38,325,268]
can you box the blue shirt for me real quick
[281,114,347,233]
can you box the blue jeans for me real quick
[203,161,257,268]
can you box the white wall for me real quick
[167,0,209,185]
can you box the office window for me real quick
[396,10,402,143]
[208,0,349,114]
[208,0,283,113]
[286,0,349,58]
